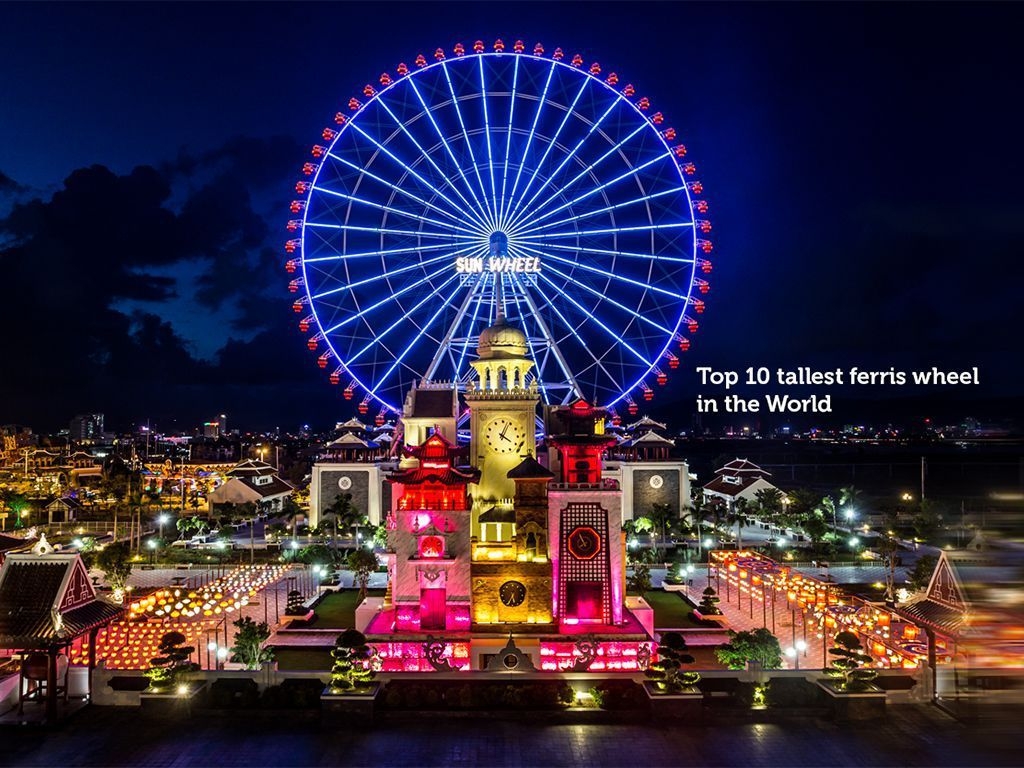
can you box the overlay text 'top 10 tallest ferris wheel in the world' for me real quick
[286,39,713,422]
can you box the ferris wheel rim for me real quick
[295,44,708,415]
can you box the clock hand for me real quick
[499,432,511,442]
[499,423,510,439]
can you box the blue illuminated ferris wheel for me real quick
[287,39,713,419]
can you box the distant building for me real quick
[207,459,294,511]
[69,414,104,442]
[202,422,220,439]
[702,458,779,509]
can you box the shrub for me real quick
[715,628,783,670]
[230,617,274,670]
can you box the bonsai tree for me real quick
[826,630,878,692]
[715,628,783,670]
[230,617,274,670]
[285,589,307,616]
[698,586,721,615]
[347,548,378,601]
[328,629,377,693]
[645,631,700,693]
[145,631,198,692]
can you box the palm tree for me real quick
[753,488,785,533]
[727,498,751,550]
[838,485,864,531]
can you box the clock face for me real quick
[338,476,352,490]
[484,418,525,454]
[499,580,527,607]
[567,526,602,560]
[649,474,664,489]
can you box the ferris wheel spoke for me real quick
[509,274,584,404]
[343,271,466,368]
[497,54,520,232]
[305,220,476,241]
[312,184,483,236]
[513,246,671,337]
[324,152,472,227]
[424,275,487,380]
[514,220,693,240]
[440,61,497,230]
[533,270,652,369]
[527,277,625,399]
[508,152,667,236]
[343,122,477,226]
[303,241,466,266]
[512,243,687,301]
[501,59,557,228]
[536,241,695,265]
[503,73,594,230]
[310,245,482,301]
[509,185,687,238]
[364,279,469,398]
[478,55,500,220]
[405,75,494,228]
[503,276,550,405]
[320,252,482,336]
[454,273,490,376]
[503,99,628,235]
[371,98,493,233]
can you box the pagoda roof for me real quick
[714,458,771,477]
[506,455,554,480]
[626,416,668,431]
[386,465,480,486]
[622,430,674,446]
[328,433,380,449]
[0,554,122,648]
[226,458,277,478]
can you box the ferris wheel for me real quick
[287,39,713,419]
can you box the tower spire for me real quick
[488,231,509,325]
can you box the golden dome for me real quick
[476,319,528,359]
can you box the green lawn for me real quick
[309,588,386,629]
[642,590,711,629]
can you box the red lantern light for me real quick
[396,62,409,76]
[287,219,301,231]
[663,127,676,140]
[454,43,465,56]
[553,47,564,60]
[318,354,330,369]
[294,181,310,194]
[311,145,325,158]
[674,144,687,157]
[668,357,680,369]
[334,112,347,125]
[473,40,484,53]
[307,338,318,351]
[379,73,392,86]
[678,337,690,352]
[434,47,445,60]
[343,387,354,400]
[628,402,639,416]
[302,162,318,176]
[415,54,427,68]
[533,43,545,56]
[693,299,705,314]
[348,97,361,110]
[623,84,635,97]
[657,372,668,386]
[651,112,664,125]
[571,53,583,67]
[589,62,601,75]
[288,279,300,293]
[363,84,375,97]
[637,96,650,110]
[358,401,369,414]
[688,320,699,334]
[494,39,505,52]
[298,317,311,333]
[644,389,654,401]
[606,72,619,85]
[513,40,525,53]
[329,371,340,385]
[285,259,298,274]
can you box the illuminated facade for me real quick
[365,317,652,670]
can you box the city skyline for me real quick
[1,3,1021,431]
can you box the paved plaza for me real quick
[1,703,1016,767]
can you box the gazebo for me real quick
[0,551,123,722]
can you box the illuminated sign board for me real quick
[454,257,541,274]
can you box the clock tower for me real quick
[465,306,539,507]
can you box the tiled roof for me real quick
[506,455,554,480]
[386,467,480,486]
[703,475,760,497]
[0,559,121,647]
[898,598,965,636]
[715,458,771,477]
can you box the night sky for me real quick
[1,2,1021,433]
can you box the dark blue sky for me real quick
[1,2,1021,432]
